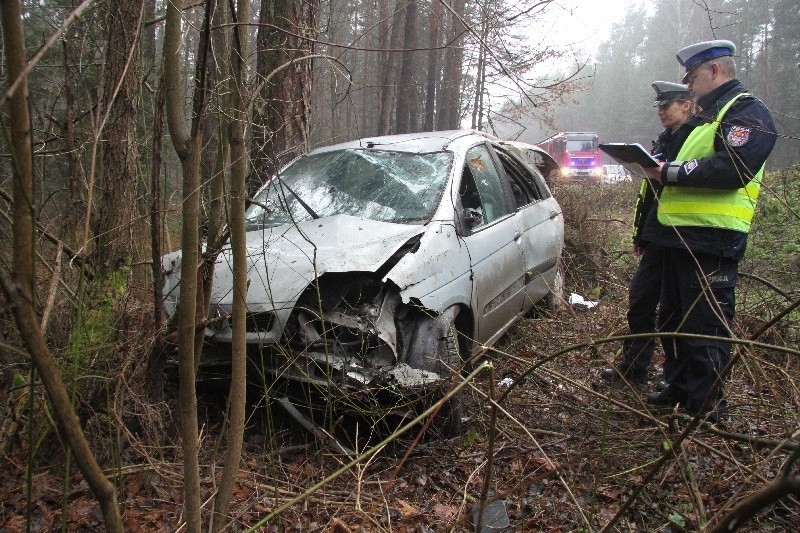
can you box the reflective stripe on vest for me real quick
[632,178,648,239]
[657,93,764,233]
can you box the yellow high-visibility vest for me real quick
[657,93,763,233]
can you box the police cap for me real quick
[651,81,691,107]
[676,40,736,83]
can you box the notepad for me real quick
[599,143,660,168]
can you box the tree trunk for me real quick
[164,0,215,530]
[378,1,405,134]
[437,0,466,130]
[471,4,489,130]
[62,39,82,245]
[359,0,380,136]
[0,1,123,531]
[95,1,143,272]
[200,0,233,326]
[212,0,250,527]
[147,60,167,402]
[424,0,442,131]
[395,0,418,134]
[376,0,392,134]
[144,0,157,75]
[251,0,319,192]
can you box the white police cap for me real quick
[676,40,736,83]
[651,81,691,107]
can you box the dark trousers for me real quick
[658,248,737,414]
[622,244,666,376]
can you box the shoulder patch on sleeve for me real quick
[727,126,751,147]
[683,159,699,174]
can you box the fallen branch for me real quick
[276,397,354,456]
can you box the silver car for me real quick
[162,130,564,432]
[602,164,633,184]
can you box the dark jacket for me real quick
[642,79,777,259]
[633,124,692,247]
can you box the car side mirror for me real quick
[463,207,483,229]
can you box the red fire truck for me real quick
[538,132,603,183]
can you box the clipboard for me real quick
[599,143,660,168]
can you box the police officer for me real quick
[643,40,777,422]
[602,82,694,385]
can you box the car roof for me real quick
[496,140,560,177]
[497,140,553,160]
[309,130,499,155]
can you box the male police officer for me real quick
[602,82,693,386]
[643,40,777,422]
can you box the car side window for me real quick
[521,150,553,199]
[495,149,544,208]
[462,145,510,224]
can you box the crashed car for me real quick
[162,130,564,432]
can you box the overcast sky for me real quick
[554,0,652,58]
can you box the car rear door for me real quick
[458,143,525,344]
[493,147,564,309]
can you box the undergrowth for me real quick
[1,172,799,531]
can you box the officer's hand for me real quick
[632,245,642,257]
[644,162,664,182]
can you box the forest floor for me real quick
[1,180,799,532]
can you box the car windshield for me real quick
[566,139,597,152]
[246,149,452,229]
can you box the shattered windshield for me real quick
[246,149,452,229]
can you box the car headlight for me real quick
[593,167,603,176]
[561,167,572,176]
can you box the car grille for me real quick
[244,311,275,333]
[570,157,595,166]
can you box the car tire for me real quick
[406,308,465,437]
[431,321,464,437]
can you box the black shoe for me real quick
[601,366,647,385]
[655,380,669,392]
[646,387,683,407]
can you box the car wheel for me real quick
[430,321,464,437]
[405,307,465,437]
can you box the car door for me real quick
[458,143,525,345]
[493,146,564,309]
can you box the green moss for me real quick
[65,266,130,382]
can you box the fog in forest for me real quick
[498,1,797,168]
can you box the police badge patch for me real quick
[684,159,699,174]
[727,126,751,147]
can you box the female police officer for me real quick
[602,81,694,386]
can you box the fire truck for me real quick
[537,132,603,183]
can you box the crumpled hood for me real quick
[208,214,425,308]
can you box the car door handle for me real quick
[549,211,559,220]
[513,231,521,241]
